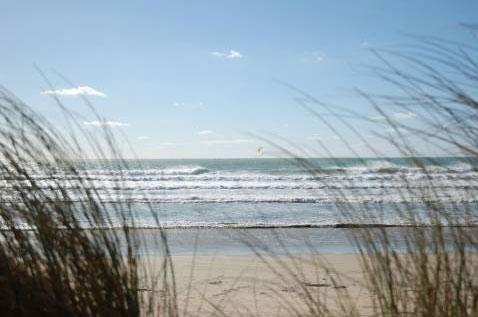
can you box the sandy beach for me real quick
[141,254,374,316]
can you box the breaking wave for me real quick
[1,158,476,206]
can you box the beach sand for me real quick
[140,254,374,316]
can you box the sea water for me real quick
[2,157,477,254]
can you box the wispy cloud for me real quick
[368,115,386,121]
[42,86,107,97]
[83,121,129,127]
[137,135,150,140]
[394,112,417,119]
[197,130,214,135]
[368,112,417,121]
[211,50,243,59]
[310,51,325,63]
[304,50,325,63]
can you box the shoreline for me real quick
[130,226,472,256]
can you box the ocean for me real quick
[3,157,478,254]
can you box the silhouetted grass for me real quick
[0,87,177,316]
[236,26,478,316]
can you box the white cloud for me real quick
[212,52,225,57]
[197,130,214,135]
[83,120,129,127]
[369,112,417,121]
[137,135,150,140]
[42,86,106,97]
[303,50,325,63]
[310,51,325,63]
[211,50,243,59]
[228,50,242,58]
[368,115,386,121]
[394,112,417,119]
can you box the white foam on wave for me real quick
[160,166,210,175]
[2,177,478,192]
[15,168,478,185]
[0,160,477,206]
[1,189,477,204]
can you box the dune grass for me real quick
[241,27,478,316]
[0,87,179,316]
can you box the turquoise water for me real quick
[87,157,478,228]
[3,157,477,229]
[3,157,478,254]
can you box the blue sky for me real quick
[1,1,476,158]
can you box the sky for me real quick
[0,1,477,158]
